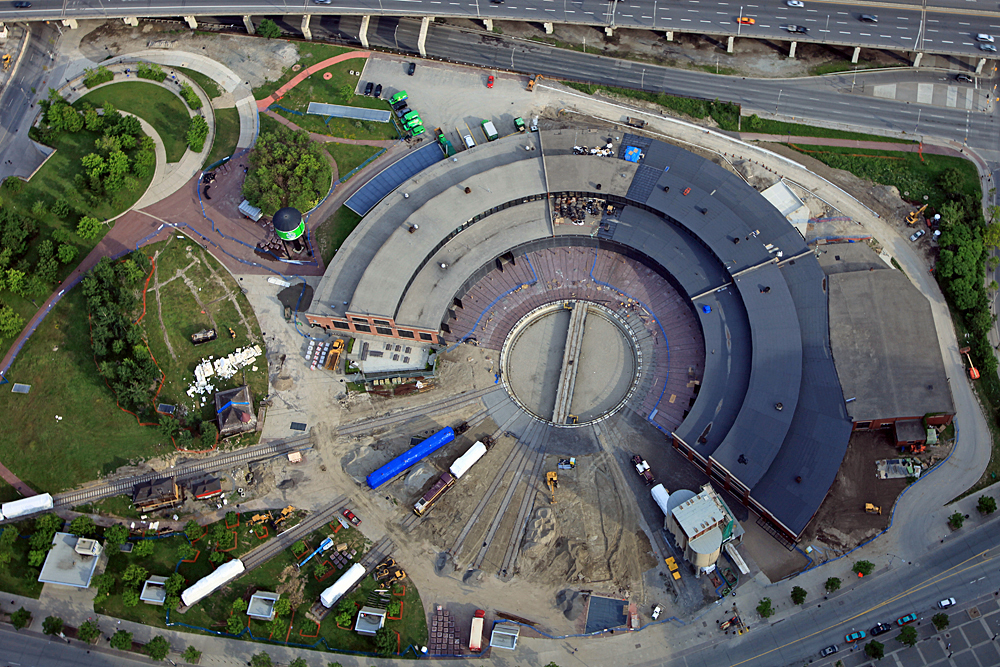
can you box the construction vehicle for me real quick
[905,204,928,226]
[514,117,526,133]
[247,513,270,527]
[865,503,881,515]
[546,471,559,504]
[632,455,654,484]
[558,458,576,470]
[626,117,647,128]
[228,326,236,339]
[527,74,543,92]
[720,615,738,631]
[481,119,499,142]
[298,536,334,568]
[960,346,981,380]
[470,610,486,652]
[324,339,344,371]
[2,54,10,71]
[435,127,456,157]
[375,566,407,583]
[190,328,217,345]
[274,505,296,525]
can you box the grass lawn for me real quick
[73,495,142,519]
[252,43,353,101]
[140,238,267,430]
[315,206,363,265]
[325,143,382,181]
[204,107,242,169]
[809,61,907,76]
[174,67,223,99]
[268,57,398,142]
[77,82,191,163]
[0,521,45,598]
[744,117,914,143]
[784,144,980,209]
[0,287,164,498]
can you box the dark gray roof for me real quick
[344,142,445,216]
[273,207,302,233]
[895,419,925,441]
[816,243,889,275]
[828,270,955,422]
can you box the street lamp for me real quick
[737,6,744,36]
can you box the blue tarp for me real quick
[623,146,643,163]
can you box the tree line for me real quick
[242,124,332,217]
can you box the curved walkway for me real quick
[255,50,371,111]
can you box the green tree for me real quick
[209,550,226,564]
[132,539,154,558]
[104,524,128,549]
[852,560,874,577]
[10,607,30,630]
[249,652,273,667]
[184,520,204,541]
[93,572,116,596]
[897,625,918,647]
[979,495,997,515]
[110,629,133,650]
[289,659,308,667]
[273,597,291,618]
[374,626,395,657]
[200,421,218,445]
[225,511,237,526]
[56,243,78,264]
[42,615,63,635]
[164,595,179,611]
[790,586,807,605]
[949,512,965,529]
[256,18,281,38]
[78,619,100,643]
[182,645,202,663]
[242,125,332,216]
[825,577,841,593]
[0,305,24,339]
[314,561,329,578]
[932,612,950,630]
[77,216,102,240]
[27,550,46,567]
[69,515,96,537]
[145,635,170,660]
[186,116,209,152]
[122,563,149,587]
[232,597,248,613]
[177,542,197,561]
[5,268,26,296]
[165,572,185,596]
[865,640,885,660]
[756,597,773,618]
[122,588,140,607]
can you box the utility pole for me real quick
[737,6,744,36]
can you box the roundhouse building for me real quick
[306,130,853,541]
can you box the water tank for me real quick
[272,207,305,241]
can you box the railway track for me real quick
[495,425,552,579]
[48,434,314,512]
[360,536,395,570]
[241,496,346,572]
[335,386,501,438]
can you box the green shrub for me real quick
[756,597,773,618]
[852,560,874,576]
[179,83,202,110]
[825,577,841,593]
[136,62,167,82]
[932,612,950,630]
[42,615,63,635]
[110,629,132,650]
[78,619,100,643]
[865,640,884,659]
[949,512,965,529]
[83,66,114,88]
[898,625,917,647]
[182,646,202,663]
[790,586,807,605]
[978,495,996,515]
[186,115,208,152]
[145,635,170,660]
[10,607,30,630]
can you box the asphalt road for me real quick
[1,0,1000,58]
[0,625,145,666]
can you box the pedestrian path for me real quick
[263,109,395,148]
[255,50,371,111]
[739,133,967,158]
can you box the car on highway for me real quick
[976,33,995,43]
[859,14,878,23]
[938,597,957,609]
[957,73,974,83]
[980,44,998,52]
[786,0,804,6]
[897,612,918,625]
[870,623,892,636]
[786,25,808,33]
[407,62,416,76]
[487,75,494,88]
[820,645,839,657]
[736,16,755,24]
[845,630,866,643]
[910,229,926,242]
[364,82,373,96]
[373,84,382,98]
[11,1,30,6]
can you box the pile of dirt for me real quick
[276,564,307,608]
[555,589,584,621]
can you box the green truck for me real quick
[403,115,423,130]
[481,119,499,141]
[390,90,408,105]
[514,117,526,133]
[435,128,456,156]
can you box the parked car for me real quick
[373,84,382,98]
[845,630,866,643]
[407,62,416,76]
[938,597,956,609]
[313,0,332,4]
[957,73,974,83]
[364,82,374,96]
[897,612,917,625]
[820,645,839,657]
[342,509,361,526]
[976,33,995,42]
[487,75,494,88]
[910,229,926,242]
[394,106,410,118]
[786,0,804,6]
[11,1,30,7]
[736,16,755,24]
[859,14,878,23]
[651,605,662,620]
[870,623,892,636]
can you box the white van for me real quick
[463,134,475,149]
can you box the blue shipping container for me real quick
[366,427,456,489]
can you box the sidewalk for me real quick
[740,133,969,158]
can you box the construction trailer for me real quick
[0,493,54,521]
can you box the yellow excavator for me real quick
[546,471,559,504]
[527,74,544,92]
[905,204,927,226]
[864,503,881,515]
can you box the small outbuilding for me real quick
[354,606,387,636]
[489,623,519,650]
[140,575,169,606]
[247,591,281,621]
[38,533,104,589]
[133,479,180,511]
[191,477,223,500]
[215,385,257,437]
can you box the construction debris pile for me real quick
[554,196,608,226]
[187,346,263,397]
[573,142,614,157]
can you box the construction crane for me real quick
[546,471,559,504]
[905,204,928,226]
[959,346,980,380]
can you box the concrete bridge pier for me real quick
[976,57,987,74]
[912,52,923,67]
[605,26,614,37]
[544,22,554,34]
[851,46,860,63]
[359,15,370,48]
[789,41,796,58]
[483,18,493,31]
[184,16,197,29]
[301,14,312,40]
[123,16,138,27]
[727,35,734,53]
[418,16,431,57]
[61,18,77,29]
[243,15,255,35]
[665,31,673,41]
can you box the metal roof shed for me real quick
[239,200,263,222]
[489,623,519,650]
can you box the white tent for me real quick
[449,441,487,479]
[181,559,245,607]
[1,493,53,520]
[650,484,671,517]
[320,563,366,608]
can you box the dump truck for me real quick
[481,119,499,141]
[470,609,486,652]
[413,473,456,516]
[514,117,526,133]
[324,339,344,371]
[626,117,647,128]
[435,128,456,156]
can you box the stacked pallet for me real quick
[429,605,462,655]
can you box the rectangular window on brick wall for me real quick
[355,325,371,333]
[373,319,391,327]
[419,332,433,341]
[376,327,393,335]
[333,321,350,330]
[351,317,369,325]
[398,330,415,338]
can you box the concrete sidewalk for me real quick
[740,133,969,158]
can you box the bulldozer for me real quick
[375,566,407,583]
[905,204,928,226]
[247,513,271,527]
[273,505,295,525]
[864,503,881,515]
[546,471,559,504]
